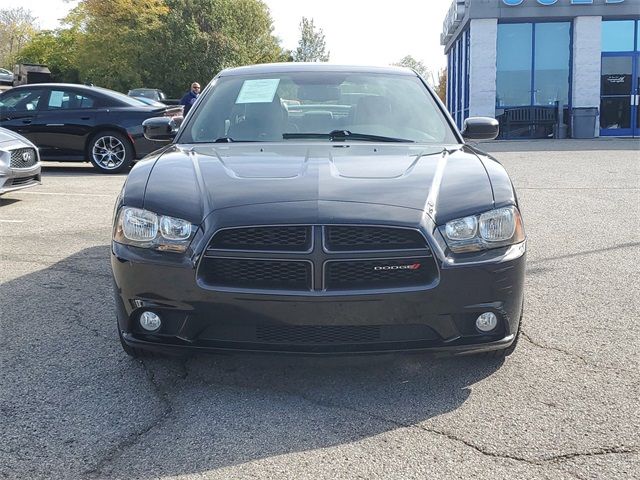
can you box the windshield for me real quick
[180,72,457,144]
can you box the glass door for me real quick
[600,54,638,137]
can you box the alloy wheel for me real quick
[92,135,127,170]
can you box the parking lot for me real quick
[1,139,638,479]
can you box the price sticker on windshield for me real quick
[235,79,280,104]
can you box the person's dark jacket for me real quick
[180,91,198,116]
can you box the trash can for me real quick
[571,107,598,139]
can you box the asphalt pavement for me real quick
[1,141,638,480]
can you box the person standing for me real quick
[180,82,200,116]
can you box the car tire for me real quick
[88,130,134,174]
[118,327,159,359]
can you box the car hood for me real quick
[142,143,496,225]
[0,127,33,146]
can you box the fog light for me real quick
[476,312,498,332]
[139,311,161,332]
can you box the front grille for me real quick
[200,225,438,293]
[256,325,380,344]
[199,323,440,345]
[209,226,311,251]
[10,148,38,169]
[325,226,426,251]
[325,257,435,290]
[199,258,311,291]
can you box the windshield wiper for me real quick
[282,130,414,143]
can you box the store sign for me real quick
[502,0,624,5]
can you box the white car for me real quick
[0,68,13,86]
[0,127,41,195]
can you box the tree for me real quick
[140,0,287,97]
[435,67,447,103]
[69,0,170,91]
[0,7,36,68]
[16,0,287,95]
[293,17,329,62]
[393,55,432,84]
[17,28,82,83]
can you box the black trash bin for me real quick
[571,107,598,139]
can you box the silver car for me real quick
[0,68,13,86]
[0,127,41,195]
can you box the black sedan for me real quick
[111,64,525,359]
[0,83,181,173]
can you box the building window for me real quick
[602,20,635,52]
[496,23,533,107]
[457,35,463,128]
[496,22,570,108]
[534,23,570,107]
[446,29,470,129]
[464,29,470,120]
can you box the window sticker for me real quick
[235,79,280,104]
[49,91,64,108]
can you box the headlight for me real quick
[441,206,524,253]
[114,207,194,252]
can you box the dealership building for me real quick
[441,0,640,138]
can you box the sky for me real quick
[3,0,451,77]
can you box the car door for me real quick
[0,88,45,142]
[32,88,98,159]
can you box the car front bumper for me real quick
[112,240,526,356]
[0,164,41,195]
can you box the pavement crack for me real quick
[67,304,111,341]
[83,359,174,478]
[298,393,638,469]
[542,446,639,463]
[519,328,590,366]
[200,376,638,470]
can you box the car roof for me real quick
[9,83,155,107]
[12,82,114,92]
[218,63,417,77]
[129,88,162,92]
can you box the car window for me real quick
[0,89,44,112]
[182,72,457,144]
[95,87,153,107]
[46,90,95,110]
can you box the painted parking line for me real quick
[0,219,24,223]
[13,191,113,198]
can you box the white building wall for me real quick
[469,18,497,118]
[572,16,602,137]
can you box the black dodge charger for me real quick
[0,83,181,173]
[112,64,526,358]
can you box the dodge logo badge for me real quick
[373,263,421,271]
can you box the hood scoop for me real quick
[191,145,309,179]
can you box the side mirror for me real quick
[143,116,179,141]
[461,117,499,141]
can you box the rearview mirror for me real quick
[461,117,499,141]
[143,116,179,141]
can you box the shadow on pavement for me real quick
[0,246,504,479]
[0,197,20,206]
